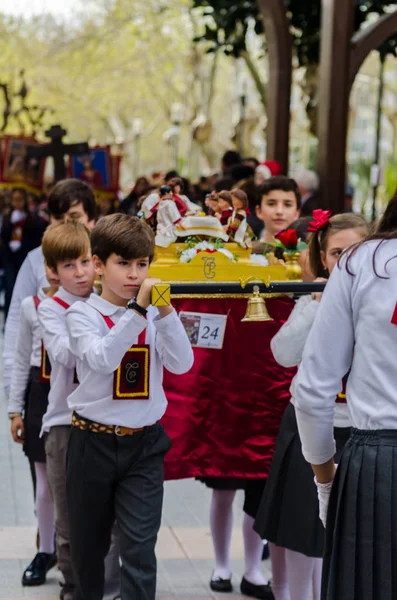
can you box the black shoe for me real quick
[21,552,57,586]
[240,576,274,599]
[262,541,270,561]
[210,575,233,592]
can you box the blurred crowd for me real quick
[0,149,355,318]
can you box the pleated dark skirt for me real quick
[23,367,50,463]
[322,428,397,600]
[198,477,267,519]
[254,403,350,557]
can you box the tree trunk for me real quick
[257,0,292,173]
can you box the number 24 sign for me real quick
[179,311,228,350]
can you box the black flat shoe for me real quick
[22,552,57,586]
[210,575,233,592]
[240,576,274,599]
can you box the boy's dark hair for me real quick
[42,222,91,271]
[91,214,155,264]
[214,176,235,192]
[230,164,254,182]
[288,217,312,243]
[164,170,179,183]
[258,176,302,210]
[222,150,242,169]
[47,179,97,221]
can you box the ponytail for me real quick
[309,213,369,278]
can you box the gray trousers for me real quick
[45,426,121,599]
[66,421,171,600]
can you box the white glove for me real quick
[10,210,26,224]
[315,477,334,527]
[9,240,22,252]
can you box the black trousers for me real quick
[66,421,171,600]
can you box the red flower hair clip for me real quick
[308,210,332,233]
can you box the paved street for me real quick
[0,336,271,599]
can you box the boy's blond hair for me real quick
[42,222,91,271]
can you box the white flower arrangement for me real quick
[179,240,235,263]
[250,254,269,267]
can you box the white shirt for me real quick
[3,246,47,398]
[39,287,89,434]
[8,287,48,414]
[155,200,182,247]
[295,240,397,465]
[180,194,201,214]
[141,193,159,219]
[66,294,194,428]
[271,295,351,429]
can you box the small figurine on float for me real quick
[155,185,187,248]
[205,191,220,217]
[168,177,201,215]
[226,189,255,247]
[216,191,233,226]
[140,189,162,230]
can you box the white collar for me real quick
[38,287,48,301]
[86,293,127,316]
[56,286,91,306]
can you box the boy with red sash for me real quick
[8,263,59,588]
[65,214,193,600]
[38,221,95,600]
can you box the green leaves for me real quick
[191,0,397,67]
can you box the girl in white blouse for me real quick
[255,212,368,600]
[295,196,397,599]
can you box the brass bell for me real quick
[242,285,273,322]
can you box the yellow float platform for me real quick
[149,243,287,284]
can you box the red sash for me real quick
[173,194,188,217]
[53,296,71,310]
[101,314,150,401]
[391,303,397,326]
[39,296,79,384]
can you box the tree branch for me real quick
[349,10,397,89]
[240,49,267,112]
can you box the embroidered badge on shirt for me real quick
[99,313,150,401]
[113,345,150,400]
[40,343,51,383]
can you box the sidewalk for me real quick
[0,365,271,599]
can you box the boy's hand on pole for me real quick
[136,277,162,309]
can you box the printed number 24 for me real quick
[201,326,219,341]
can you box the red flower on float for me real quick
[275,228,299,250]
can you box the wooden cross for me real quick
[26,124,89,182]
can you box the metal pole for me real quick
[372,55,385,222]
[167,281,326,296]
